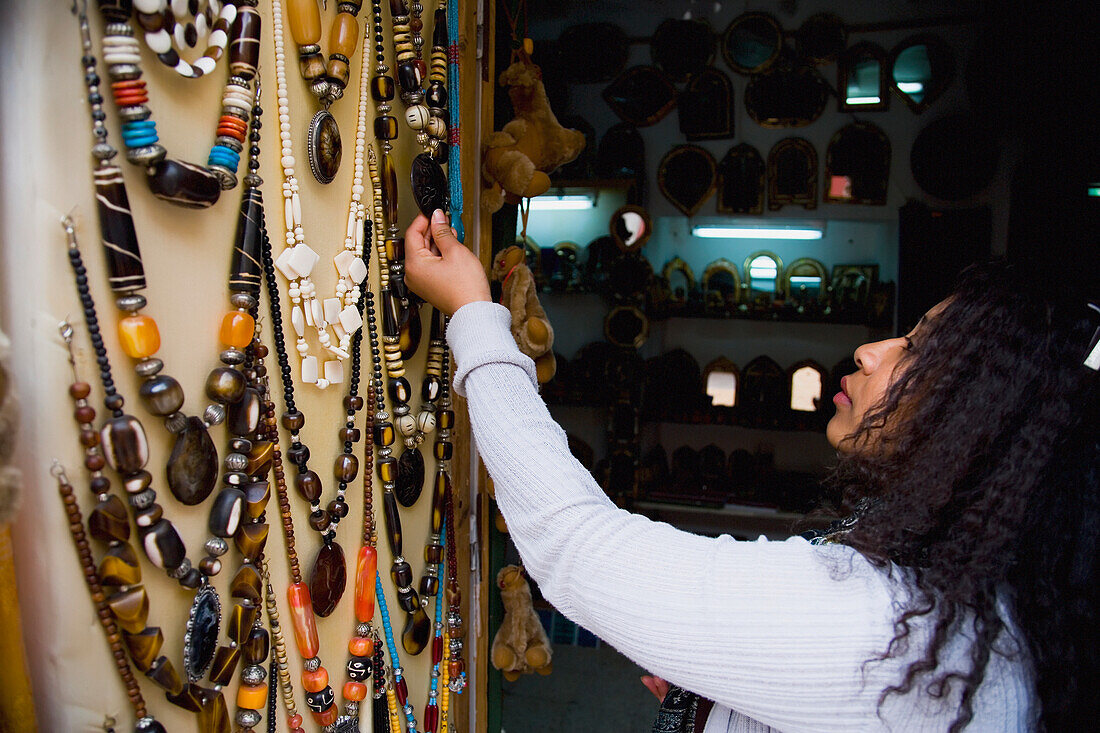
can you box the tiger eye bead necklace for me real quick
[52,461,168,733]
[443,454,467,695]
[272,0,372,389]
[132,0,233,79]
[282,0,366,184]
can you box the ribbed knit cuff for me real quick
[446,300,538,396]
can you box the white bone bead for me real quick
[274,247,298,279]
[324,360,345,384]
[338,305,363,333]
[194,56,217,76]
[284,197,294,232]
[323,298,342,324]
[333,250,355,276]
[311,299,325,326]
[346,212,357,239]
[292,193,302,226]
[331,346,351,360]
[286,243,319,278]
[303,299,315,327]
[291,306,306,337]
[301,356,319,384]
[348,257,368,284]
[146,30,172,53]
[134,0,160,12]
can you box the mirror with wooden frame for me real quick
[795,13,847,65]
[722,12,783,75]
[551,241,580,292]
[831,264,878,310]
[701,258,742,313]
[596,122,646,180]
[782,257,828,303]
[890,34,954,113]
[678,67,735,141]
[744,64,830,128]
[658,145,717,217]
[603,65,678,127]
[743,251,783,304]
[702,356,740,408]
[605,305,649,349]
[609,205,652,253]
[824,121,890,205]
[740,355,788,427]
[652,18,716,82]
[787,359,828,413]
[717,143,765,215]
[839,42,889,112]
[661,256,695,303]
[767,138,817,210]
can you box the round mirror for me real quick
[890,35,954,113]
[722,12,783,75]
[604,305,649,349]
[610,205,652,252]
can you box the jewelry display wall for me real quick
[0,1,474,731]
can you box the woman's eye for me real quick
[903,336,914,351]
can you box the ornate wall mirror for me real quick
[603,66,678,127]
[717,143,765,215]
[658,145,717,217]
[795,13,847,65]
[783,258,828,302]
[890,35,954,113]
[609,205,652,253]
[744,65,830,127]
[551,241,580,292]
[558,23,629,83]
[701,258,742,312]
[831,264,878,309]
[652,18,716,82]
[678,67,735,141]
[824,122,890,205]
[740,355,788,427]
[661,256,695,302]
[596,123,645,181]
[787,360,828,412]
[702,357,739,407]
[743,251,783,301]
[767,138,817,210]
[722,12,783,75]
[838,42,889,112]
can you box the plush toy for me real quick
[481,60,586,213]
[492,245,556,383]
[491,565,553,681]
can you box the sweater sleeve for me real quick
[447,302,928,731]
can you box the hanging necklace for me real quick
[132,0,234,79]
[283,0,366,183]
[272,0,370,389]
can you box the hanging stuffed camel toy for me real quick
[481,59,586,213]
[491,565,553,680]
[491,245,556,383]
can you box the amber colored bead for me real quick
[285,0,321,44]
[227,601,259,644]
[434,440,453,461]
[147,655,184,696]
[377,456,397,483]
[343,681,367,702]
[371,74,395,101]
[374,115,398,140]
[312,707,338,727]
[107,587,149,634]
[99,542,142,586]
[348,635,373,657]
[124,626,164,672]
[237,683,267,709]
[295,470,322,502]
[208,645,242,687]
[301,666,328,693]
[196,687,231,733]
[334,454,358,483]
[118,315,161,358]
[330,11,359,56]
[286,583,320,658]
[353,546,377,623]
[242,481,271,518]
[246,440,274,476]
[230,563,263,603]
[219,311,255,349]
[242,626,270,665]
[235,522,269,562]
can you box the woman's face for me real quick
[826,301,946,450]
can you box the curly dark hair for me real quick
[828,261,1099,731]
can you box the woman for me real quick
[405,210,1098,731]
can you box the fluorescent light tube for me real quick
[897,82,924,93]
[845,95,882,105]
[692,225,823,240]
[528,194,595,211]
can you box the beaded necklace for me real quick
[133,0,234,79]
[272,0,371,390]
[283,0,366,183]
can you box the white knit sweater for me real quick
[448,302,1036,732]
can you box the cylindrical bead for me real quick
[219,311,255,349]
[286,583,320,658]
[301,666,328,693]
[93,166,146,292]
[329,12,359,57]
[229,188,264,293]
[353,546,377,622]
[285,0,321,44]
[228,6,261,79]
[237,683,267,709]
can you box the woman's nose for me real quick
[853,337,906,373]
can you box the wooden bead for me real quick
[219,311,255,349]
[285,0,322,45]
[118,315,161,358]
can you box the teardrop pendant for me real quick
[395,447,425,507]
[308,541,348,618]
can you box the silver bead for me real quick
[235,708,262,727]
[129,488,156,510]
[356,622,371,637]
[241,664,266,685]
[115,294,147,312]
[134,358,164,377]
[210,166,237,190]
[168,558,192,579]
[311,78,331,99]
[164,411,188,433]
[230,293,258,310]
[204,403,226,426]
[220,348,246,365]
[91,143,117,161]
[344,701,359,717]
[244,173,264,188]
[126,144,167,166]
[304,656,321,672]
[225,452,248,472]
[205,537,229,557]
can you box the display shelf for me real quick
[544,399,829,434]
[634,501,825,540]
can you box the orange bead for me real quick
[237,683,267,709]
[329,11,359,57]
[288,715,303,728]
[285,0,321,44]
[312,707,338,726]
[301,666,328,692]
[219,311,255,348]
[118,315,160,358]
[348,636,373,657]
[286,583,319,658]
[353,546,377,623]
[343,681,367,702]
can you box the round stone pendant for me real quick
[307,110,342,184]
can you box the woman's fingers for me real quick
[640,675,670,703]
[404,212,492,315]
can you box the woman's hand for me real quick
[404,210,492,315]
[641,675,671,704]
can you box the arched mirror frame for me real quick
[678,66,735,141]
[721,11,784,75]
[889,34,955,114]
[838,41,890,112]
[795,13,847,65]
[603,65,678,127]
[702,356,740,408]
[787,359,829,414]
[742,251,784,301]
[824,121,891,205]
[767,137,817,211]
[740,355,790,427]
[701,258,743,311]
[661,256,696,303]
[609,204,653,253]
[717,143,765,215]
[782,257,829,301]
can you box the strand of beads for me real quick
[53,463,168,733]
[263,565,306,733]
[133,0,232,78]
[94,0,222,207]
[443,434,467,695]
[206,1,262,189]
[439,620,450,733]
[377,574,420,733]
[422,522,445,732]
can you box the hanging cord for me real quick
[447,0,463,241]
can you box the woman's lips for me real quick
[834,376,852,407]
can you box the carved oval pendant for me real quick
[410,152,449,217]
[167,416,219,506]
[395,448,425,507]
[183,585,221,682]
[307,110,342,184]
[309,541,348,618]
